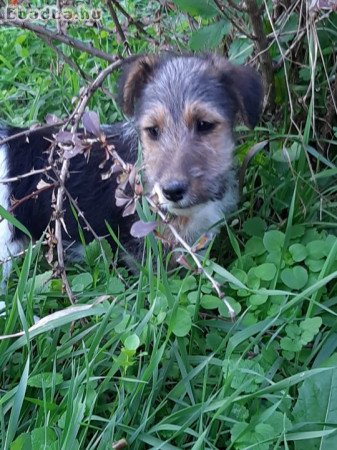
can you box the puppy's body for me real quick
[0,54,262,276]
[0,124,137,273]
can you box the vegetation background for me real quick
[1,0,337,448]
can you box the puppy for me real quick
[0,54,262,279]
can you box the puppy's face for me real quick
[119,55,262,215]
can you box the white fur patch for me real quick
[0,134,24,285]
[154,170,238,245]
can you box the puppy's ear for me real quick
[118,55,158,116]
[228,64,263,128]
[214,57,263,128]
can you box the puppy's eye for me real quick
[146,126,160,139]
[196,120,216,133]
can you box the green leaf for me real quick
[243,217,266,237]
[281,266,308,290]
[10,434,32,450]
[71,272,93,292]
[306,240,327,259]
[293,366,337,450]
[31,427,57,450]
[218,297,241,318]
[124,334,140,351]
[280,13,299,43]
[263,230,285,253]
[254,263,277,281]
[171,307,192,337]
[28,372,63,389]
[249,293,269,306]
[272,143,301,162]
[280,336,302,352]
[0,205,31,238]
[223,359,264,394]
[306,258,325,272]
[189,20,230,51]
[245,236,266,257]
[5,357,30,449]
[180,275,197,293]
[200,294,221,310]
[173,0,217,17]
[107,276,125,294]
[300,317,322,345]
[289,243,308,262]
[228,38,254,64]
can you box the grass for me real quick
[1,1,337,449]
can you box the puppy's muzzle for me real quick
[161,180,188,203]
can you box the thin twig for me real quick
[0,18,118,63]
[51,59,123,304]
[106,0,131,55]
[246,0,275,110]
[146,196,236,320]
[38,34,116,101]
[9,183,57,213]
[0,166,52,184]
[0,122,65,147]
[109,0,152,38]
[213,0,256,40]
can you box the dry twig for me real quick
[106,0,131,55]
[49,59,123,303]
[0,18,118,63]
[245,0,275,110]
[145,196,236,320]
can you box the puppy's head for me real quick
[119,54,263,214]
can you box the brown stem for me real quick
[106,0,131,55]
[38,34,116,101]
[245,0,275,110]
[146,196,236,320]
[109,0,153,39]
[51,59,123,304]
[0,18,118,63]
[9,183,57,213]
[322,75,337,141]
[0,166,52,184]
[0,122,65,147]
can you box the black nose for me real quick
[162,180,188,202]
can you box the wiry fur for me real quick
[0,53,262,281]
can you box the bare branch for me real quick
[106,0,131,55]
[0,166,52,184]
[0,123,65,147]
[38,34,116,101]
[9,183,57,213]
[146,196,236,320]
[245,0,275,110]
[50,59,123,304]
[109,0,153,38]
[0,18,118,63]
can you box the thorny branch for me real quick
[49,59,123,303]
[110,148,236,320]
[146,197,236,320]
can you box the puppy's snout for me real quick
[162,180,188,202]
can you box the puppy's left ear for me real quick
[214,58,263,128]
[118,55,158,116]
[228,64,263,128]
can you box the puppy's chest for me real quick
[159,201,223,247]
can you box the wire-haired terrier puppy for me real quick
[0,54,262,280]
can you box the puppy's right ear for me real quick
[118,55,158,116]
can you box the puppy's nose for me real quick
[162,180,188,202]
